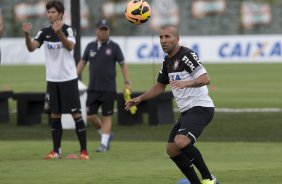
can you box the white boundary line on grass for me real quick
[216,108,282,113]
[174,108,282,113]
[10,108,282,114]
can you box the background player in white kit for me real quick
[22,0,88,160]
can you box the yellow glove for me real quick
[124,88,137,114]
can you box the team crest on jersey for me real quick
[90,50,96,57]
[105,49,112,55]
[173,59,180,70]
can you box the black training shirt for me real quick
[157,46,214,112]
[82,39,124,91]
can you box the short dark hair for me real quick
[46,0,65,15]
[160,25,179,37]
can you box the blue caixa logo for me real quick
[219,41,282,58]
[137,43,200,61]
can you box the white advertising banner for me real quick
[1,35,282,65]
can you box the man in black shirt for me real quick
[77,19,131,152]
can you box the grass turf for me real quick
[0,141,282,184]
[1,63,282,108]
[1,111,282,142]
[1,63,282,183]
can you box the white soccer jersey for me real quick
[157,46,214,112]
[34,24,77,82]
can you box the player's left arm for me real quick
[52,20,75,51]
[184,73,210,87]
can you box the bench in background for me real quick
[116,91,174,125]
[13,92,46,126]
[12,91,174,126]
[0,91,13,123]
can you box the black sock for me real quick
[171,153,201,184]
[74,117,87,152]
[50,118,62,154]
[181,144,212,180]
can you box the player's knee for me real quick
[166,144,174,156]
[166,143,181,157]
[87,114,98,122]
[72,112,82,120]
[174,135,192,149]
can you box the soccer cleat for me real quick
[44,150,61,160]
[95,144,108,152]
[202,179,216,184]
[79,150,89,160]
[211,174,219,184]
[96,132,114,152]
[202,175,219,184]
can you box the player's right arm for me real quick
[77,59,86,76]
[125,82,166,111]
[77,44,91,76]
[22,22,40,52]
[139,82,166,101]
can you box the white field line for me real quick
[216,108,282,113]
[10,108,282,114]
[175,108,282,113]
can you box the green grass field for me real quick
[0,141,282,184]
[1,63,282,108]
[1,63,282,183]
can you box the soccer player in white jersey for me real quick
[125,25,217,184]
[22,0,88,160]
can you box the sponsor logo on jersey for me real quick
[169,73,181,81]
[191,52,199,61]
[47,43,64,50]
[182,55,195,71]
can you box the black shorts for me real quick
[46,78,81,114]
[168,106,214,143]
[86,91,116,116]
